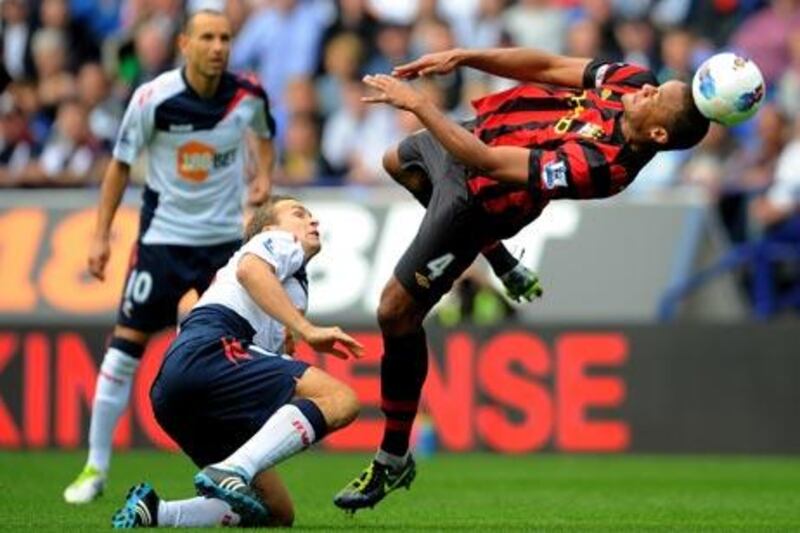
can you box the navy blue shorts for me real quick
[116,240,240,333]
[149,306,309,467]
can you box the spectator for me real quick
[77,63,122,146]
[681,123,738,196]
[276,112,322,186]
[461,0,508,50]
[126,17,175,88]
[318,0,378,67]
[31,28,76,121]
[316,32,365,117]
[38,0,101,72]
[364,22,413,75]
[749,115,800,315]
[777,28,800,119]
[722,105,789,243]
[752,115,800,231]
[1,0,35,80]
[0,94,37,186]
[503,0,567,53]
[411,17,462,111]
[731,0,800,86]
[613,17,657,70]
[565,18,604,59]
[231,0,329,113]
[69,0,124,40]
[321,79,397,184]
[657,27,695,83]
[20,99,107,186]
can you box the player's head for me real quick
[179,9,231,78]
[246,196,321,259]
[622,80,710,151]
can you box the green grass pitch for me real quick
[2,451,799,531]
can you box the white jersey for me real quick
[195,230,308,353]
[113,68,275,246]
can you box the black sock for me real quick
[379,330,428,456]
[482,242,518,277]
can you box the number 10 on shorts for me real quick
[123,269,153,315]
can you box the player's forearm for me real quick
[459,48,586,87]
[409,99,529,184]
[94,159,130,239]
[410,100,496,174]
[237,256,313,337]
[255,138,275,183]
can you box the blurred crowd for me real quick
[1,1,799,231]
[1,0,799,316]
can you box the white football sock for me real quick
[215,404,315,481]
[158,497,240,527]
[87,348,140,472]
[376,449,409,470]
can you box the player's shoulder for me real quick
[247,230,302,254]
[225,70,270,102]
[130,69,185,110]
[583,59,658,90]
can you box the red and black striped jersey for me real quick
[466,59,658,236]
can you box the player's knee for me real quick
[377,281,424,336]
[334,383,360,428]
[320,382,360,432]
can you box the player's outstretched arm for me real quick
[237,254,364,359]
[393,48,591,88]
[248,135,274,205]
[89,159,131,281]
[363,74,529,185]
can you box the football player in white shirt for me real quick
[111,196,364,528]
[65,9,277,504]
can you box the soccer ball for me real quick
[691,52,765,126]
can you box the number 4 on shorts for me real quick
[426,253,455,280]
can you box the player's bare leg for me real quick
[65,325,151,504]
[334,277,427,512]
[384,145,542,302]
[111,469,291,528]
[197,368,359,522]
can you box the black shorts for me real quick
[394,129,496,307]
[150,305,309,467]
[116,240,241,333]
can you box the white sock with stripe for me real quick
[214,404,316,481]
[158,497,240,527]
[87,348,140,472]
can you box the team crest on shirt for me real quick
[541,160,568,190]
[577,123,604,140]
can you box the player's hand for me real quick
[88,234,111,281]
[392,49,463,79]
[362,74,422,111]
[248,175,271,205]
[302,326,364,359]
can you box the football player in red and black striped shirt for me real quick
[333,47,710,512]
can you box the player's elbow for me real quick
[235,263,253,286]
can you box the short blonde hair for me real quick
[244,195,298,241]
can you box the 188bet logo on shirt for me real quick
[177,141,237,182]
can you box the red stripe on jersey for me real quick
[561,143,593,198]
[223,88,249,119]
[607,65,642,84]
